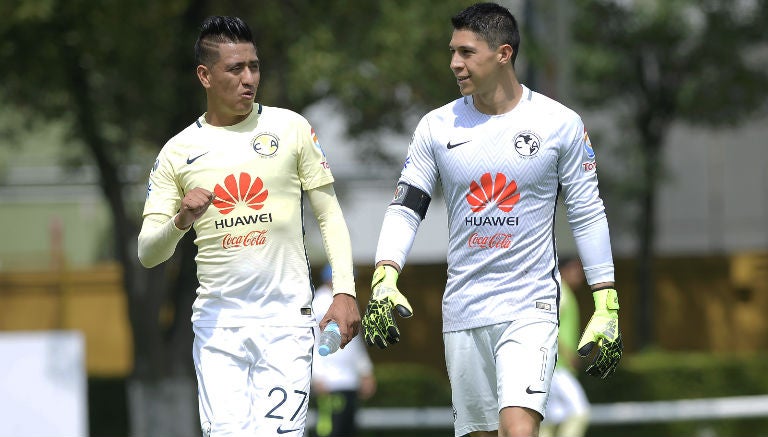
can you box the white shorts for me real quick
[444,319,558,437]
[543,367,590,424]
[193,325,314,437]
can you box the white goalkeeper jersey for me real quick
[396,85,609,332]
[142,104,334,328]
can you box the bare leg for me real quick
[502,406,541,437]
[469,406,541,437]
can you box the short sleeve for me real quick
[297,118,335,191]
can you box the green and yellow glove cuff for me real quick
[371,265,399,297]
[593,287,619,314]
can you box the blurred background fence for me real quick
[2,253,768,435]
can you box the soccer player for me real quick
[361,3,622,437]
[137,16,359,437]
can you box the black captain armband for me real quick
[390,182,431,220]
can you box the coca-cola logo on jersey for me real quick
[222,230,268,249]
[468,232,513,249]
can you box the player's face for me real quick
[449,29,502,96]
[199,42,260,126]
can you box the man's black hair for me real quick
[451,2,520,66]
[195,16,257,67]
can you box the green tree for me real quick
[1,1,210,435]
[570,0,768,349]
[0,1,470,435]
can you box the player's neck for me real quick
[472,77,523,116]
[205,106,254,127]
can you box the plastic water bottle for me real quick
[318,321,341,356]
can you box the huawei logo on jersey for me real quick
[212,173,269,215]
[466,173,520,213]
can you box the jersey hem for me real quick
[442,315,557,333]
[192,317,316,328]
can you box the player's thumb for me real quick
[393,293,413,318]
[577,341,595,358]
[395,304,413,318]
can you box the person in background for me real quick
[540,257,591,437]
[361,3,622,436]
[137,16,359,436]
[311,264,376,437]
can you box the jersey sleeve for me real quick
[374,115,437,267]
[559,117,615,285]
[297,118,335,190]
[306,186,355,297]
[399,116,439,195]
[138,145,187,267]
[558,117,605,229]
[142,147,182,218]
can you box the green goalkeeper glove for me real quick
[577,287,623,378]
[362,265,413,349]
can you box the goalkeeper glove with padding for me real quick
[577,287,623,378]
[362,265,413,349]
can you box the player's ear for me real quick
[197,64,212,88]
[498,44,514,66]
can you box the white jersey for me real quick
[143,104,334,328]
[399,85,606,332]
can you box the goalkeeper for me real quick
[362,5,621,437]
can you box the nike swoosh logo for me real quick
[447,140,470,149]
[526,386,547,394]
[276,426,300,434]
[186,152,209,164]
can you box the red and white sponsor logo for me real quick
[466,173,520,213]
[213,173,268,215]
[582,161,597,172]
[467,232,513,249]
[222,230,268,249]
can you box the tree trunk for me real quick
[127,376,198,437]
[636,158,657,350]
[635,121,664,350]
[60,33,198,435]
[125,233,199,437]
